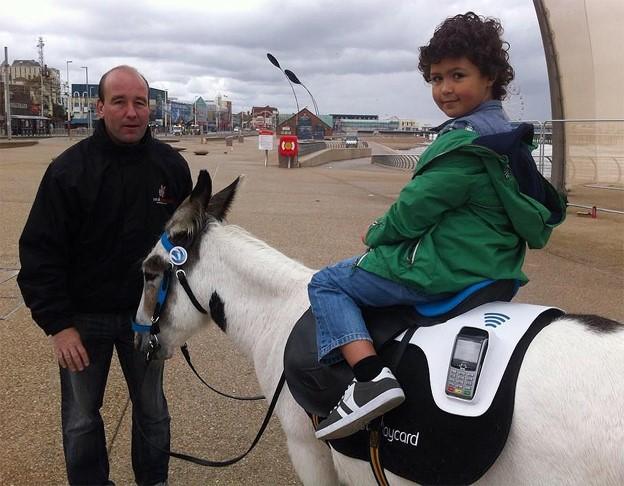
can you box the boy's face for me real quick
[429,57,494,118]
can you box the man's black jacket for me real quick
[17,121,193,335]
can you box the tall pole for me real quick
[284,69,319,116]
[81,65,91,133]
[267,53,299,135]
[3,46,11,140]
[37,37,45,119]
[66,60,72,137]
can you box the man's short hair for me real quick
[98,65,150,102]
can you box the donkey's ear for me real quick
[190,170,213,212]
[207,176,243,221]
[164,170,213,243]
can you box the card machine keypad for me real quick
[445,327,488,400]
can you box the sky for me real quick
[0,0,551,125]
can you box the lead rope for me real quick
[180,343,264,401]
[136,369,285,467]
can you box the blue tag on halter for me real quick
[169,246,188,266]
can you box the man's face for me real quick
[430,57,494,119]
[96,69,150,144]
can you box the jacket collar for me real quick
[92,119,152,155]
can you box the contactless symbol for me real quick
[484,312,510,328]
[169,246,188,266]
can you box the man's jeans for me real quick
[308,257,441,364]
[60,312,170,486]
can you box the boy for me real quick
[309,12,565,441]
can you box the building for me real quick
[1,59,62,119]
[251,105,278,130]
[193,97,208,132]
[399,119,421,131]
[330,113,378,132]
[277,108,332,139]
[170,100,193,125]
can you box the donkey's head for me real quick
[134,170,241,360]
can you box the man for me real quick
[17,65,192,485]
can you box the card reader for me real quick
[445,327,489,400]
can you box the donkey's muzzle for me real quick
[134,332,161,361]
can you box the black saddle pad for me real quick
[283,280,560,484]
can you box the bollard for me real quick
[591,206,597,218]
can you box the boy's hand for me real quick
[51,327,90,372]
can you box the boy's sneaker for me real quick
[315,367,405,440]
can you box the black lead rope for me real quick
[137,370,286,467]
[176,269,209,314]
[180,344,265,401]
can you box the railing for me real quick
[371,154,419,170]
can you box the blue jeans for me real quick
[308,256,442,364]
[60,312,170,486]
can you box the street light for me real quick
[267,53,299,134]
[81,65,92,133]
[65,60,72,136]
[284,69,319,117]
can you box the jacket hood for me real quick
[417,124,566,248]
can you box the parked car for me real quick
[345,135,359,148]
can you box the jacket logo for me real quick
[153,185,175,205]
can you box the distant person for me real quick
[18,65,192,485]
[309,11,566,441]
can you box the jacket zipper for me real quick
[355,251,370,267]
[408,240,421,265]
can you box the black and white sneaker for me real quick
[315,367,405,440]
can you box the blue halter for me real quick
[132,233,189,334]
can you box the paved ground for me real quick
[0,135,622,485]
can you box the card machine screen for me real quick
[446,327,488,400]
[453,339,482,369]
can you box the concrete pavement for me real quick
[0,135,622,485]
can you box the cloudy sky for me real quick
[0,0,551,124]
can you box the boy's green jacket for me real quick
[359,126,566,295]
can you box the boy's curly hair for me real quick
[418,12,514,100]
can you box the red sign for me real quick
[259,129,273,135]
[278,135,298,156]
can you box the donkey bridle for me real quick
[132,232,265,401]
[132,233,208,361]
[132,232,285,467]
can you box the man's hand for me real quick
[51,327,90,372]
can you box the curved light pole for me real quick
[284,69,319,117]
[267,52,299,134]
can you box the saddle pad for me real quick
[329,307,561,484]
[406,302,559,416]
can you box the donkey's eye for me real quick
[144,272,158,282]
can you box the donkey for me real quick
[135,171,624,485]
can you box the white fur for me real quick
[137,222,624,485]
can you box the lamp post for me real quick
[3,46,11,140]
[267,53,299,135]
[65,60,72,137]
[284,69,319,117]
[81,65,92,133]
